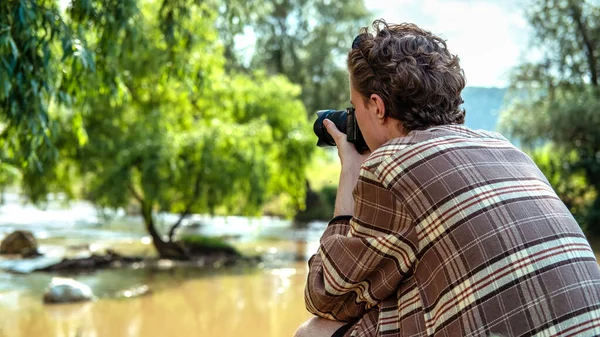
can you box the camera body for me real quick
[313,108,369,153]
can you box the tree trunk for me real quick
[569,2,598,87]
[141,202,189,260]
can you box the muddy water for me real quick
[0,264,312,337]
[0,195,321,337]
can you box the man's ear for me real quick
[370,94,386,121]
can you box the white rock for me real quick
[43,277,94,304]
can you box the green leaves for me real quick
[499,0,600,233]
[9,1,313,220]
[1,0,323,232]
[1,1,66,171]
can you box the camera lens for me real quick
[313,110,347,147]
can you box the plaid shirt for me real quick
[305,125,600,336]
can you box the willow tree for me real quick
[1,0,314,258]
[499,0,600,232]
[0,0,93,191]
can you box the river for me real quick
[0,193,323,337]
[4,194,600,337]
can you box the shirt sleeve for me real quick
[304,167,418,322]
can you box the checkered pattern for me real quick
[305,125,600,337]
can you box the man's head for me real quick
[347,19,466,145]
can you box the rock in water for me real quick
[0,230,39,257]
[43,278,94,304]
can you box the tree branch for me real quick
[190,96,204,119]
[128,183,143,203]
[569,3,598,86]
[168,208,191,241]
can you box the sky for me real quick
[364,0,532,87]
[58,0,533,88]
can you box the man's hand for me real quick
[323,119,371,170]
[323,119,371,216]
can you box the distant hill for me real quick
[461,87,509,132]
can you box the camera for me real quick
[313,107,369,153]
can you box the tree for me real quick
[499,0,600,232]
[529,144,595,230]
[2,0,314,259]
[220,0,371,115]
[215,0,372,222]
[0,0,96,185]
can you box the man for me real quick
[295,20,600,337]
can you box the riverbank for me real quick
[0,196,324,337]
[0,259,312,337]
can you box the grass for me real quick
[179,235,237,251]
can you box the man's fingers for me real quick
[323,119,345,143]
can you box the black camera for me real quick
[313,107,369,153]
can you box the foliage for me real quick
[221,0,371,116]
[0,162,19,191]
[1,0,379,255]
[1,0,315,258]
[294,184,337,222]
[214,0,372,220]
[69,1,314,251]
[530,144,595,230]
[0,1,73,179]
[499,0,600,233]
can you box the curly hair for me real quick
[347,19,466,131]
